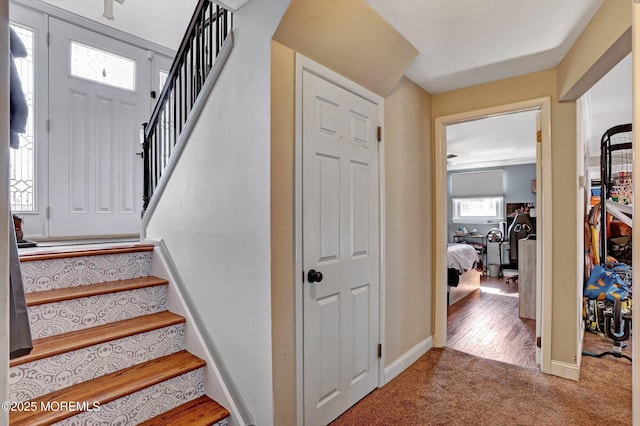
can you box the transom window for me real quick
[70,41,136,91]
[452,197,504,224]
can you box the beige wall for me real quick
[271,40,296,426]
[273,0,418,97]
[270,46,434,422]
[383,78,433,363]
[269,0,627,418]
[432,69,579,365]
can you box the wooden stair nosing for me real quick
[10,350,206,426]
[10,311,185,367]
[138,395,230,426]
[25,276,169,306]
[19,244,155,262]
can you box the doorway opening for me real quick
[579,54,633,364]
[445,110,538,370]
[434,97,553,374]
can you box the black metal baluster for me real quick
[172,82,177,148]
[141,0,232,215]
[142,123,150,212]
[209,3,213,71]
[195,19,201,95]
[177,71,183,134]
[216,5,220,55]
[199,9,205,91]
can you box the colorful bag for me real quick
[584,265,630,302]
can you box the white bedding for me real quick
[447,243,479,273]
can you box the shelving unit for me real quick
[600,123,633,262]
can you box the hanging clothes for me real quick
[8,27,33,358]
[10,27,28,149]
[9,216,32,359]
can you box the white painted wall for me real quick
[144,0,290,423]
[2,0,11,422]
[39,0,196,49]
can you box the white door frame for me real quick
[294,53,385,425]
[433,97,553,374]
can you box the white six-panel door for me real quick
[48,17,149,238]
[302,70,380,425]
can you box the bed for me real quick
[447,243,482,305]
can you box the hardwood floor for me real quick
[447,276,537,369]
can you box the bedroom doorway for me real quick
[434,98,553,373]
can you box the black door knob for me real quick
[307,269,323,283]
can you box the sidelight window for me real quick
[9,23,35,212]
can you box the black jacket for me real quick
[10,27,28,149]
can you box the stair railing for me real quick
[141,0,233,213]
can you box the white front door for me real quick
[302,70,380,425]
[48,18,150,238]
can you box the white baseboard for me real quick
[550,360,580,381]
[384,336,433,384]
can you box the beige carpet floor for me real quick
[331,332,631,426]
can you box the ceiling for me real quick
[366,0,605,94]
[446,110,538,171]
[35,0,629,170]
[363,0,629,170]
[38,0,197,50]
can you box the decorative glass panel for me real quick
[9,23,35,212]
[70,41,136,91]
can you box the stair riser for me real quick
[21,252,153,293]
[28,286,167,339]
[9,324,185,402]
[53,368,206,426]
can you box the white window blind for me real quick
[451,170,503,197]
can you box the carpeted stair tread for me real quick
[19,243,155,262]
[24,276,169,304]
[10,350,205,426]
[138,395,230,425]
[10,311,185,367]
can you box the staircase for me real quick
[9,244,230,425]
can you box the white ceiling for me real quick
[366,0,605,94]
[39,0,197,50]
[364,0,628,170]
[446,110,538,171]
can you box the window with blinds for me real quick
[451,170,504,223]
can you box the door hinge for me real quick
[536,130,542,143]
[47,32,50,46]
[377,343,382,358]
[46,119,50,133]
[377,126,382,142]
[46,206,51,219]
[150,90,157,99]
[536,336,541,348]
